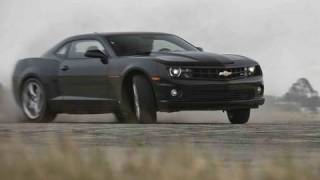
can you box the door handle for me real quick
[61,65,70,71]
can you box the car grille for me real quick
[187,67,246,80]
[189,88,254,101]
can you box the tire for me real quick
[132,75,157,123]
[20,78,56,123]
[227,109,250,124]
[113,110,126,123]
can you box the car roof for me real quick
[99,32,173,36]
[68,32,173,40]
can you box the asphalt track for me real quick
[0,111,319,161]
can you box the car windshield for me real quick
[105,34,199,56]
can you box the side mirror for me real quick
[85,49,109,64]
[196,47,204,52]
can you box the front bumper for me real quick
[158,98,265,112]
[153,77,265,112]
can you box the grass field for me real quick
[0,139,319,180]
[0,93,320,179]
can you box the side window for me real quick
[68,40,105,59]
[56,43,70,57]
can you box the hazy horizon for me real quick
[1,0,319,96]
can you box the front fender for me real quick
[108,58,161,101]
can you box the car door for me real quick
[58,39,112,105]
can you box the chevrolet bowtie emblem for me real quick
[219,71,232,77]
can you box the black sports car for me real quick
[12,32,264,124]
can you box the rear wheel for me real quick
[227,109,250,124]
[20,78,56,123]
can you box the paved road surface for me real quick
[0,113,319,161]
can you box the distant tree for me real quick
[283,78,320,113]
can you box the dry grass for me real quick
[0,139,319,180]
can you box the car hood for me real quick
[153,51,257,66]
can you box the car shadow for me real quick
[53,121,229,125]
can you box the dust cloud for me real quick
[1,0,320,95]
[1,0,320,122]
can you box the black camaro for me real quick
[12,32,264,124]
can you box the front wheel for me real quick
[227,109,250,124]
[20,78,56,123]
[131,75,157,123]
[113,110,127,123]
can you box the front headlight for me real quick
[169,67,182,77]
[248,66,255,73]
[248,66,255,75]
[246,65,262,76]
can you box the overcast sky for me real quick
[0,0,319,95]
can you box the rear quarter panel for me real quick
[12,58,60,104]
